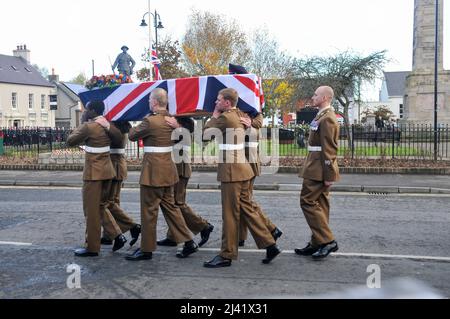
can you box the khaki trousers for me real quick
[102,179,136,239]
[82,180,113,253]
[140,185,193,252]
[239,177,276,241]
[166,176,208,240]
[300,178,335,247]
[220,180,275,260]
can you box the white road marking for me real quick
[199,248,450,262]
[0,241,32,246]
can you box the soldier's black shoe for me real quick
[129,224,141,247]
[100,237,113,245]
[125,248,152,261]
[295,243,319,256]
[112,234,127,252]
[312,241,338,259]
[157,238,178,247]
[271,228,283,241]
[262,244,281,264]
[176,241,199,258]
[74,248,98,257]
[203,255,232,268]
[198,223,214,247]
[238,240,245,247]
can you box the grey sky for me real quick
[1,0,448,100]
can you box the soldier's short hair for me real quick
[86,100,105,116]
[219,88,238,107]
[150,88,168,107]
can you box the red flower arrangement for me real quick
[85,74,133,90]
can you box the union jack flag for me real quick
[151,49,162,80]
[78,74,263,121]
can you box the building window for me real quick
[29,94,34,110]
[41,95,46,110]
[12,93,17,109]
[399,104,404,119]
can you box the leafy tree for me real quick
[70,72,87,85]
[181,9,250,76]
[292,50,389,147]
[247,28,295,123]
[137,36,188,81]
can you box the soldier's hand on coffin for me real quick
[240,116,251,129]
[165,116,181,128]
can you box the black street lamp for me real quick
[140,10,164,52]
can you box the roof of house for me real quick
[0,54,54,87]
[384,71,410,97]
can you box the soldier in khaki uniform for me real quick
[238,112,283,246]
[295,86,340,259]
[99,121,141,248]
[203,88,281,268]
[125,88,198,261]
[158,116,215,248]
[67,100,123,257]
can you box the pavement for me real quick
[0,169,449,194]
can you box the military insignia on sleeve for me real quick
[324,160,331,166]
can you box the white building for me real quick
[379,71,410,120]
[0,45,55,128]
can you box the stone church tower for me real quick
[404,0,450,124]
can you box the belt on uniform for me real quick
[245,142,259,148]
[83,146,110,154]
[219,144,244,151]
[144,146,173,153]
[308,146,322,152]
[110,148,126,154]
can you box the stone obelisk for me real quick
[403,0,450,124]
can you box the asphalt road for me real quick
[0,186,449,299]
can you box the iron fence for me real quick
[1,124,449,161]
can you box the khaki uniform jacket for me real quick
[67,122,120,181]
[246,113,263,176]
[110,123,128,181]
[129,110,179,187]
[204,108,254,182]
[173,122,193,179]
[300,108,340,182]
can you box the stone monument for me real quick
[403,0,450,124]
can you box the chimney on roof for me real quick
[48,68,59,82]
[13,44,31,64]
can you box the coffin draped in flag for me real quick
[77,74,263,121]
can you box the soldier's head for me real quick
[216,88,238,112]
[149,88,168,112]
[311,86,334,109]
[121,45,129,52]
[81,100,104,123]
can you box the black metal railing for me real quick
[1,124,449,161]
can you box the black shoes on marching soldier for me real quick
[129,224,141,247]
[125,248,153,261]
[262,244,281,264]
[271,228,283,241]
[198,223,214,247]
[295,241,338,259]
[203,255,232,268]
[157,238,178,246]
[112,234,127,252]
[295,243,318,256]
[312,241,338,259]
[239,227,282,248]
[176,240,199,258]
[74,248,98,257]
